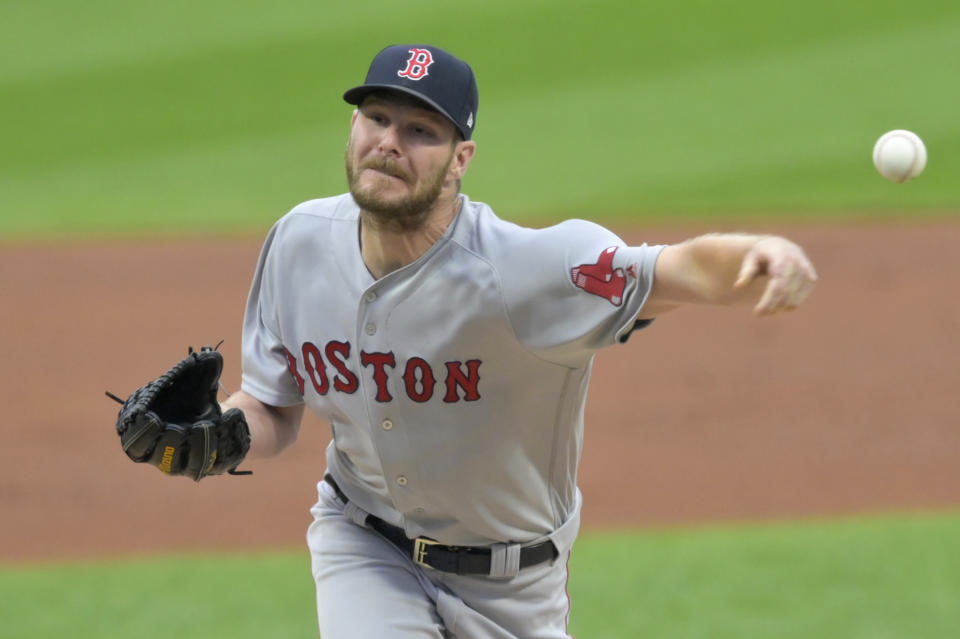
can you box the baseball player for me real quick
[218,44,817,638]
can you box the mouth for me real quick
[360,160,411,184]
[368,168,406,182]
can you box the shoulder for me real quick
[252,194,358,275]
[529,218,624,248]
[278,193,357,228]
[453,196,623,259]
[451,198,636,297]
[268,193,358,244]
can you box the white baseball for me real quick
[872,129,927,183]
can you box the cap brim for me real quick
[343,84,466,139]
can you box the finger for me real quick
[735,253,762,288]
[768,269,815,314]
[786,281,814,308]
[753,278,783,315]
[756,268,802,315]
[785,263,817,303]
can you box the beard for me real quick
[346,144,454,232]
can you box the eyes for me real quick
[362,107,444,144]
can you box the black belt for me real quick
[324,475,558,576]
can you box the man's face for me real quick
[345,95,465,230]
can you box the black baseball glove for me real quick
[109,346,251,481]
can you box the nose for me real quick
[376,125,402,156]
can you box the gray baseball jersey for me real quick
[241,193,662,551]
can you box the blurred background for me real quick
[2,0,958,238]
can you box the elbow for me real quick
[245,402,304,459]
[270,404,304,454]
[275,421,301,454]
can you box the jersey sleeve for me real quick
[239,221,305,407]
[499,219,664,366]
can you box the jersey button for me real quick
[396,475,408,486]
[365,323,376,335]
[364,291,377,303]
[381,419,393,430]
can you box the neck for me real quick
[360,194,461,280]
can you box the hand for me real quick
[110,346,252,480]
[734,237,818,315]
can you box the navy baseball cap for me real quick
[343,44,478,140]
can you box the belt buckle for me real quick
[413,537,440,568]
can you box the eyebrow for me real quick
[361,96,450,127]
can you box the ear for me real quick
[351,109,359,126]
[449,140,477,181]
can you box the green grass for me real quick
[2,0,959,237]
[0,550,318,639]
[570,513,960,638]
[2,512,958,638]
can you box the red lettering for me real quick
[326,340,358,394]
[397,48,434,80]
[282,346,305,395]
[444,360,482,402]
[361,351,397,402]
[403,357,436,403]
[301,342,329,395]
[291,341,483,404]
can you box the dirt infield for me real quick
[2,220,958,562]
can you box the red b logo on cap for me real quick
[398,48,434,81]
